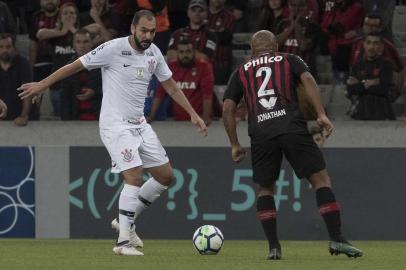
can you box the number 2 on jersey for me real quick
[256,67,277,110]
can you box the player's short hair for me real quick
[0,32,15,47]
[132,9,155,25]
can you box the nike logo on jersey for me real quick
[123,64,131,67]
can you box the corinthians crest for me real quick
[121,149,134,162]
[147,59,156,73]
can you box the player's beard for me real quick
[134,35,152,51]
[179,56,194,67]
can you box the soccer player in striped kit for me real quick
[222,30,363,260]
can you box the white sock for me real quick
[118,184,140,243]
[133,177,168,219]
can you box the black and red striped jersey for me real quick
[224,52,310,141]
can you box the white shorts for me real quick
[100,123,169,173]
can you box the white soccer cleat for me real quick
[111,218,144,248]
[113,242,144,256]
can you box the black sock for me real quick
[257,195,280,250]
[316,187,343,242]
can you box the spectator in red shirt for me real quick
[207,0,235,84]
[167,0,217,62]
[275,0,320,76]
[321,0,364,75]
[149,38,214,125]
[350,13,405,97]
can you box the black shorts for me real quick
[251,133,326,186]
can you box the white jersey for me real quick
[79,37,172,129]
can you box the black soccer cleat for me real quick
[329,240,363,258]
[267,247,282,260]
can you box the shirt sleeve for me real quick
[287,54,311,78]
[79,41,114,70]
[154,48,173,82]
[223,68,244,104]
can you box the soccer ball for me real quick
[192,225,224,255]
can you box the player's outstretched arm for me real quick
[300,71,334,137]
[18,59,85,100]
[223,99,246,162]
[160,78,208,136]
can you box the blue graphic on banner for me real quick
[0,147,35,237]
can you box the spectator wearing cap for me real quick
[167,0,217,63]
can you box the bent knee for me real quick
[308,170,331,189]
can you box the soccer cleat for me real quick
[267,247,282,260]
[113,241,144,256]
[329,241,363,258]
[111,218,144,248]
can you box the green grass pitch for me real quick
[1,240,405,270]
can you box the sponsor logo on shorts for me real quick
[121,149,134,163]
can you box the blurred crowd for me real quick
[0,0,406,128]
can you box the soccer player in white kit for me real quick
[18,10,208,256]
